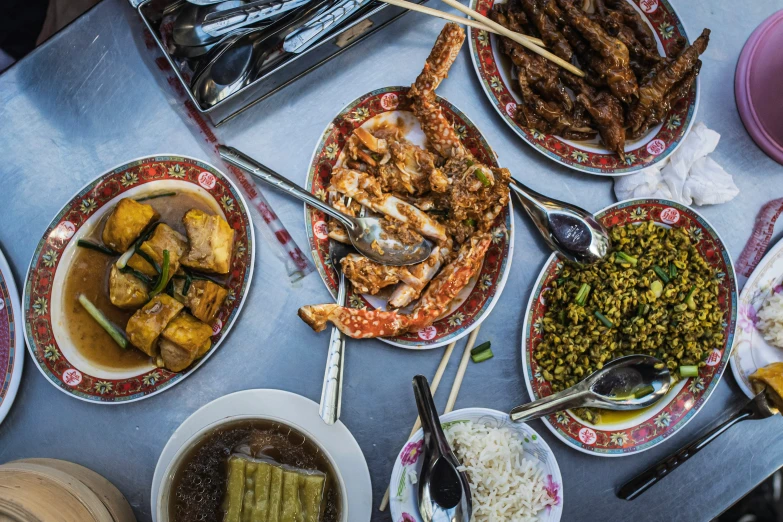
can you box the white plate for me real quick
[731,237,783,398]
[151,389,372,521]
[389,408,563,522]
[0,246,24,425]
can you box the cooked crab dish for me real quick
[489,0,710,159]
[63,192,234,372]
[298,23,511,340]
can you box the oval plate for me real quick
[304,86,513,349]
[0,246,24,425]
[389,408,563,522]
[522,199,737,456]
[151,389,372,522]
[23,155,255,403]
[468,0,699,176]
[730,237,783,398]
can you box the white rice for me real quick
[444,421,557,521]
[758,291,783,348]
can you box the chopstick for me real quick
[379,0,546,47]
[378,325,483,511]
[378,340,457,512]
[440,0,585,77]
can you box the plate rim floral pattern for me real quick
[521,198,737,456]
[730,237,783,399]
[22,155,255,404]
[304,86,514,349]
[0,247,24,425]
[389,407,564,522]
[467,0,699,176]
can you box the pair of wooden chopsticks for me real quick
[379,0,585,77]
[378,325,483,512]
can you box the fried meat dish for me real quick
[298,24,510,340]
[490,0,710,159]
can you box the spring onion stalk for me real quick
[466,160,475,168]
[669,262,678,279]
[182,273,192,296]
[149,250,170,297]
[594,311,614,328]
[76,240,116,256]
[614,251,638,266]
[135,249,160,274]
[119,266,154,286]
[77,294,128,349]
[464,218,476,227]
[684,286,697,310]
[470,341,493,363]
[650,280,663,298]
[633,385,655,399]
[135,191,176,202]
[575,283,591,306]
[115,244,135,269]
[474,169,491,188]
[679,365,699,378]
[652,265,670,283]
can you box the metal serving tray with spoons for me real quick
[132,0,421,125]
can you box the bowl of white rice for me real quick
[389,408,563,522]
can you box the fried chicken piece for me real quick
[561,72,625,158]
[519,0,573,61]
[627,29,710,133]
[556,0,638,103]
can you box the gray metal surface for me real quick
[0,1,781,521]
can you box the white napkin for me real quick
[614,122,740,206]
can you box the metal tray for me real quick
[134,0,417,125]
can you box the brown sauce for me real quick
[168,419,342,522]
[61,191,221,371]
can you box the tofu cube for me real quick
[186,279,228,323]
[127,223,188,280]
[102,198,159,252]
[159,313,213,371]
[126,294,183,357]
[181,209,235,274]
[108,265,149,309]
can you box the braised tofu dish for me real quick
[62,191,234,372]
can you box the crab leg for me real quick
[298,305,412,339]
[388,246,448,308]
[329,167,448,243]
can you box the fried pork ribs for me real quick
[490,0,710,159]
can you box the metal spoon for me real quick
[319,241,351,424]
[510,355,671,423]
[173,0,249,47]
[509,178,611,265]
[219,146,434,266]
[413,375,472,522]
[617,390,778,500]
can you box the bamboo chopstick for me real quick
[440,0,585,77]
[379,0,546,47]
[378,340,458,512]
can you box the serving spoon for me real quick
[509,178,611,265]
[413,375,472,522]
[509,355,671,423]
[219,146,434,266]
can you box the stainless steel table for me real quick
[0,1,781,520]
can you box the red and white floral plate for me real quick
[468,0,699,176]
[304,86,513,349]
[0,246,24,424]
[23,156,255,403]
[522,199,737,456]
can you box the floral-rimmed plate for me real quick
[0,246,24,425]
[389,407,563,522]
[23,155,255,403]
[522,199,737,456]
[731,237,783,398]
[468,0,699,176]
[304,86,514,349]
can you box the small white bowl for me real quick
[389,407,563,522]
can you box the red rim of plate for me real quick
[304,86,513,349]
[521,199,737,456]
[468,0,699,176]
[735,9,783,165]
[0,247,23,425]
[22,155,255,403]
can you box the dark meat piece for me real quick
[627,29,710,133]
[594,0,661,67]
[556,0,638,103]
[605,0,657,51]
[562,72,625,157]
[519,0,573,61]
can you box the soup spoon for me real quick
[509,178,611,265]
[413,375,472,522]
[219,146,434,266]
[509,355,671,423]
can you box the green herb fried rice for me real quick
[535,221,725,397]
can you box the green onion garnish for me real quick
[119,266,154,286]
[135,192,176,202]
[684,286,697,310]
[652,265,670,283]
[182,273,192,296]
[464,218,476,227]
[575,283,591,306]
[594,311,614,328]
[76,240,116,256]
[149,250,170,297]
[679,365,699,378]
[470,341,493,363]
[633,385,655,399]
[614,251,638,266]
[669,262,677,279]
[78,294,128,349]
[466,160,475,168]
[474,169,491,188]
[135,249,160,274]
